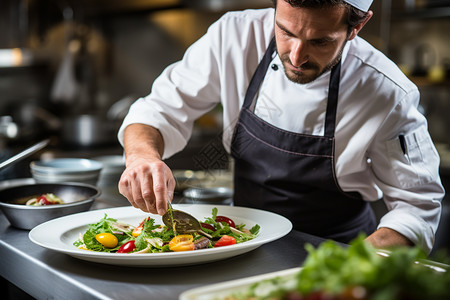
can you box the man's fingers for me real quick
[140,173,158,214]
[118,174,135,206]
[152,170,169,215]
[118,160,174,215]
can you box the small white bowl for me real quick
[30,171,101,186]
[30,158,103,185]
[30,158,103,174]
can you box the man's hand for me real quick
[366,227,414,249]
[118,124,175,215]
[119,155,175,215]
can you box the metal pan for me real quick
[0,182,101,230]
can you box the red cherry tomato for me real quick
[200,222,215,231]
[214,235,237,247]
[216,216,235,228]
[117,240,136,253]
[38,195,52,205]
[138,217,151,227]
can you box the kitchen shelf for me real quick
[81,0,185,17]
[392,6,450,20]
[409,76,450,87]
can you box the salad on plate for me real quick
[73,207,260,254]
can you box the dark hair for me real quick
[271,0,370,31]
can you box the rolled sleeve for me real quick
[117,94,191,159]
[378,204,439,253]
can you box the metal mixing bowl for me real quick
[183,187,233,205]
[0,182,101,229]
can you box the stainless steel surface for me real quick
[0,139,49,171]
[0,182,100,229]
[0,207,322,299]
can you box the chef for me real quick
[118,0,445,253]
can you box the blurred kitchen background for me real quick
[0,0,450,253]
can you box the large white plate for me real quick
[179,267,302,300]
[29,204,292,267]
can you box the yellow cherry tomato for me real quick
[169,234,195,252]
[95,233,118,248]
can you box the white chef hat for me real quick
[344,0,373,12]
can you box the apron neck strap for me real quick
[324,62,341,137]
[243,37,277,110]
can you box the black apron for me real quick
[231,38,376,244]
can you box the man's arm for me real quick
[118,123,176,215]
[366,227,414,249]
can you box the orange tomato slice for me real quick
[132,226,143,237]
[132,217,151,237]
[169,234,195,252]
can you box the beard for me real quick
[280,44,345,84]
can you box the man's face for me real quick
[275,1,350,84]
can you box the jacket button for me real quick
[271,64,278,71]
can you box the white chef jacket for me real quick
[118,8,444,253]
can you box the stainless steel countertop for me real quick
[0,180,326,300]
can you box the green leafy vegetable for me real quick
[240,235,450,300]
[80,214,131,252]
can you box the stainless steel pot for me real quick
[61,114,118,147]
